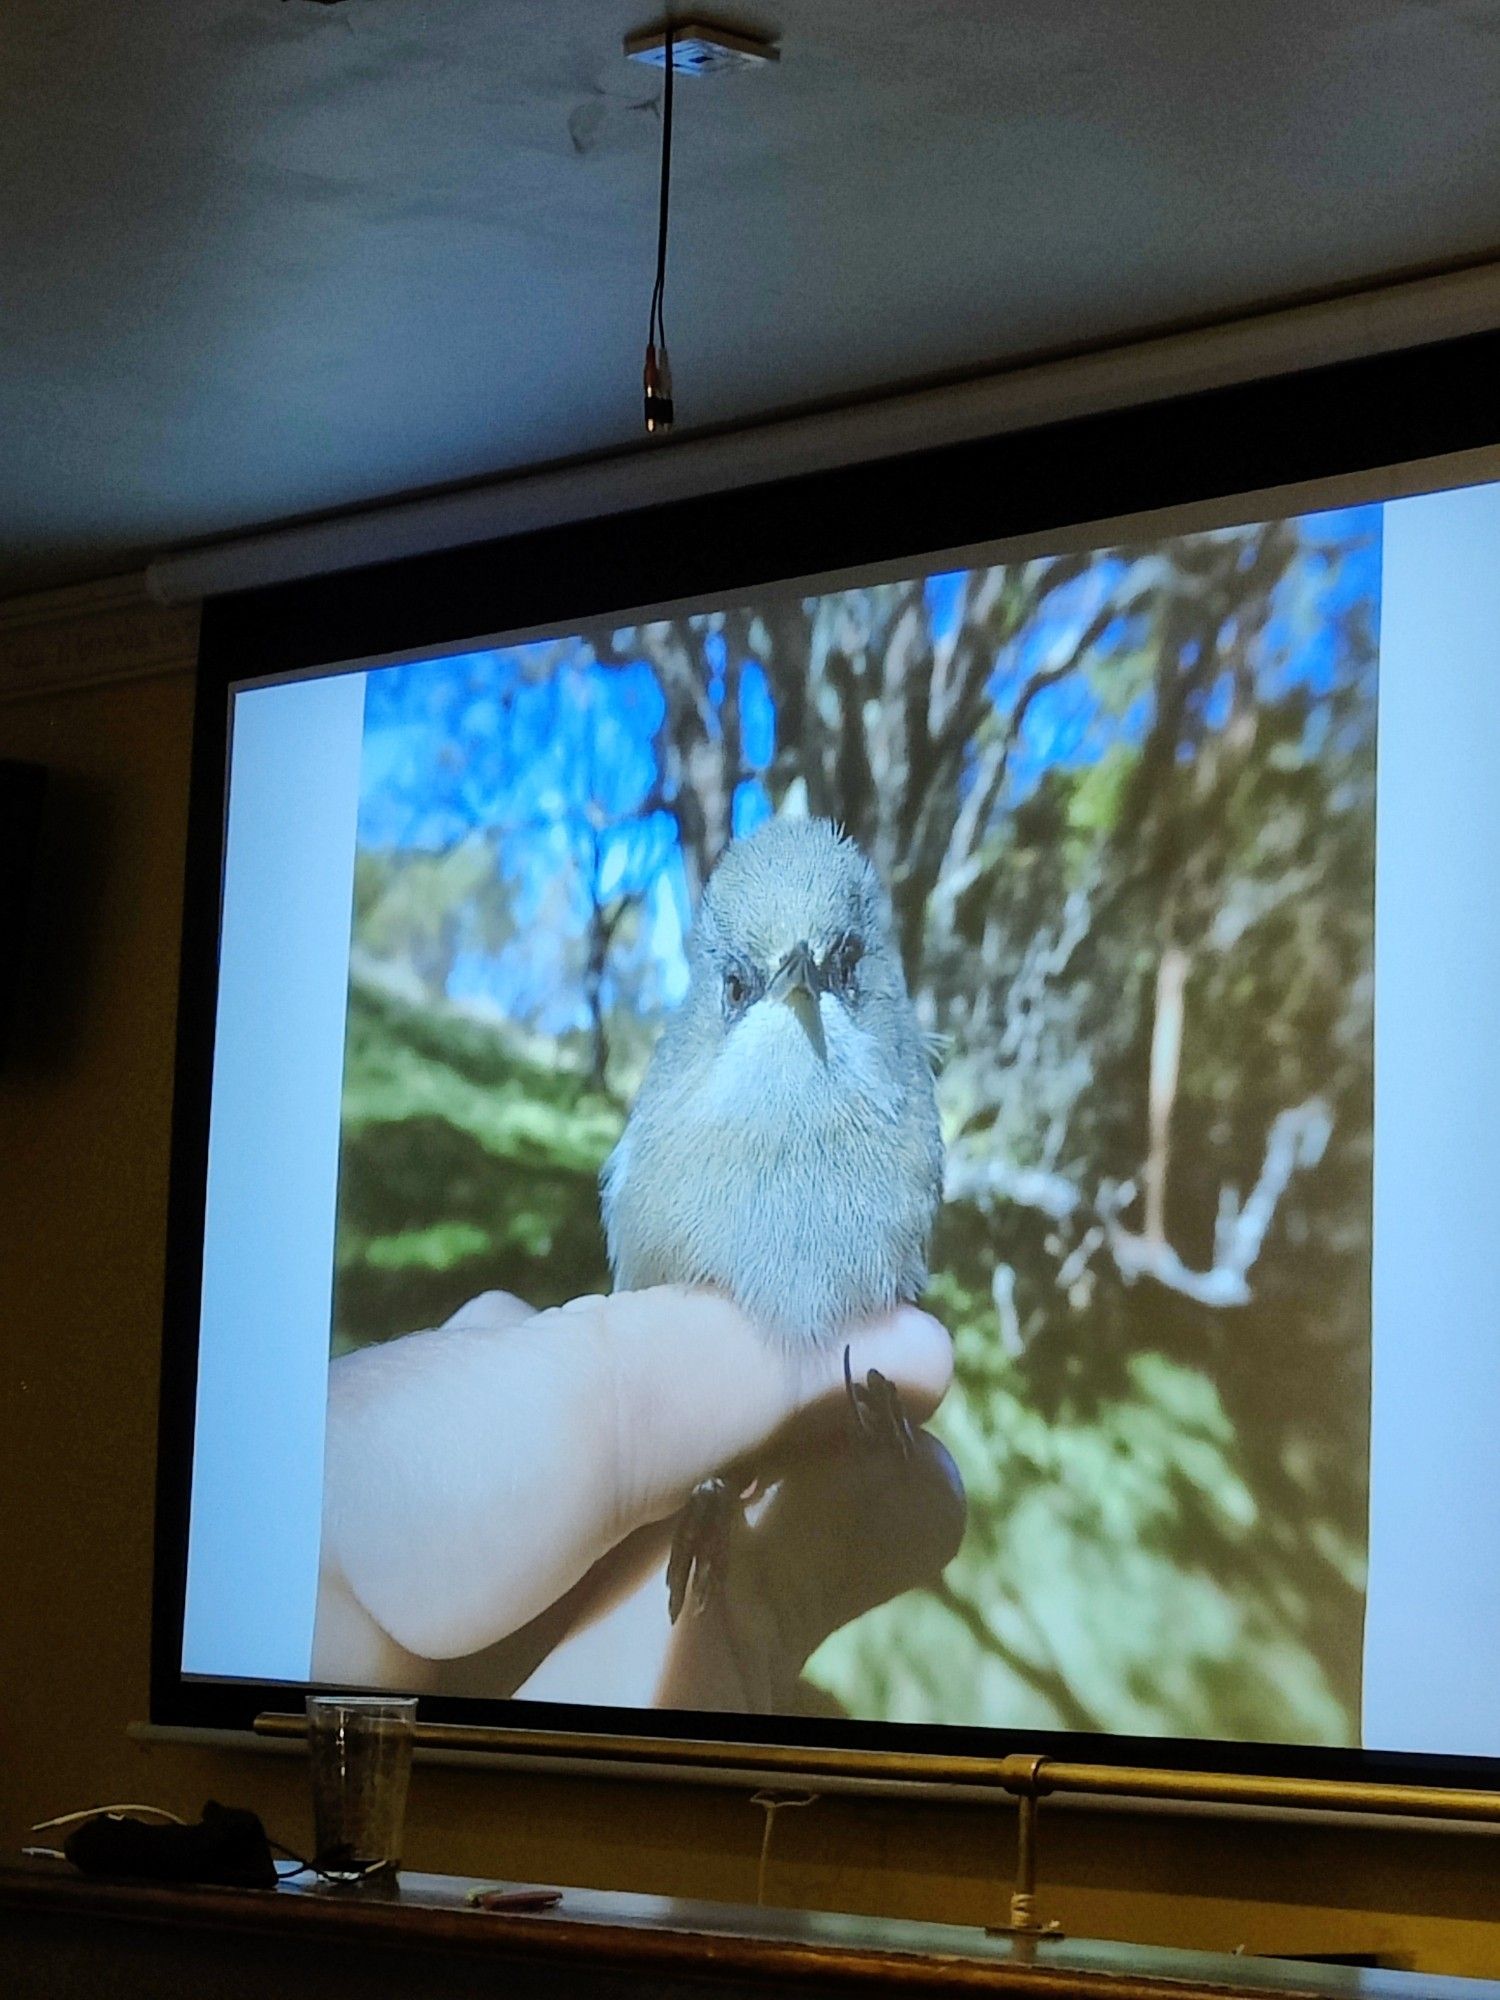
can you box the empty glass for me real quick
[306,1694,417,1883]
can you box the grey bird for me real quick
[601,815,945,1614]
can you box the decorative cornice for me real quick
[0,572,198,703]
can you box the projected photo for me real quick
[322,510,1377,1739]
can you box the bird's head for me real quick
[678,817,913,1117]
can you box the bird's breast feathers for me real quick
[602,1011,941,1346]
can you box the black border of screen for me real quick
[154,325,1500,1791]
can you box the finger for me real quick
[321,1288,951,1664]
[428,1521,675,1700]
[439,1290,536,1332]
[324,1302,639,1661]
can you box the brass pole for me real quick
[988,1754,1063,1938]
[1013,1790,1037,1927]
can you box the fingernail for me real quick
[894,1304,948,1339]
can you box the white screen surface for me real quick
[182,671,366,1680]
[1364,481,1500,1757]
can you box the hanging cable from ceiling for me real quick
[628,18,778,433]
[643,21,676,433]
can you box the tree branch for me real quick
[948,1101,1333,1312]
[929,1575,1101,1734]
[943,1154,1084,1220]
[934,599,1122,920]
[1101,1099,1333,1307]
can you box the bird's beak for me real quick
[767,941,826,1060]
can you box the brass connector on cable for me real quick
[644,343,675,433]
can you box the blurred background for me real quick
[333,507,1378,1745]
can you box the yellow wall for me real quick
[2,593,1498,1979]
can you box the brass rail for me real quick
[253,1715,1500,1825]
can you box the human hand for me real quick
[313,1287,960,1708]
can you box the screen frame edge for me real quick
[152,324,1500,1792]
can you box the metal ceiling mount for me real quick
[624,18,780,76]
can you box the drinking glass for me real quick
[306,1694,417,1883]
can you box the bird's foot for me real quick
[844,1345,915,1459]
[667,1475,736,1624]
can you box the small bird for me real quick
[601,815,944,1614]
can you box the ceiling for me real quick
[4,0,1500,599]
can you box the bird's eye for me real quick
[827,933,864,996]
[722,966,754,1015]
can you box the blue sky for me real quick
[356,505,1380,1032]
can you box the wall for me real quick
[2,584,1499,1979]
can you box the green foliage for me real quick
[807,1264,1358,1741]
[333,978,620,1352]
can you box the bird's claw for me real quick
[844,1345,915,1458]
[667,1361,915,1621]
[667,1475,735,1623]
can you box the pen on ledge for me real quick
[466,1885,564,1913]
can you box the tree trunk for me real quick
[1143,941,1189,1246]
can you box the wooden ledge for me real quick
[3,1865,1490,2000]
